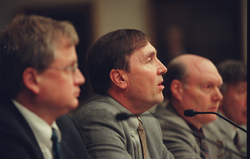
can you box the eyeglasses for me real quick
[48,62,79,74]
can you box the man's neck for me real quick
[170,102,202,130]
[14,94,58,125]
[107,90,152,115]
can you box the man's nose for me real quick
[157,59,167,75]
[74,68,85,85]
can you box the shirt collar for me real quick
[12,99,61,149]
[105,95,139,130]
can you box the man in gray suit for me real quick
[154,54,224,159]
[204,60,247,159]
[73,29,174,159]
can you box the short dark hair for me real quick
[163,59,187,100]
[0,14,79,99]
[216,60,247,92]
[87,29,149,95]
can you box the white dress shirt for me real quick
[13,99,61,159]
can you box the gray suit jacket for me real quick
[154,103,224,159]
[72,93,174,159]
[203,113,247,159]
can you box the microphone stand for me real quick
[155,115,246,159]
[191,111,247,133]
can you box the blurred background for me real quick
[0,0,247,106]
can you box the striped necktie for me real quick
[200,139,210,159]
[51,128,62,159]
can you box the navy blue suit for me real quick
[0,99,92,159]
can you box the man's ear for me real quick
[171,79,183,101]
[109,69,127,89]
[22,67,40,94]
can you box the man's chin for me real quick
[69,100,79,110]
[203,114,218,125]
[157,94,164,103]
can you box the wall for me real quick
[0,0,246,62]
[0,0,152,41]
[92,0,151,41]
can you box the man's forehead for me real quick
[51,43,77,66]
[187,68,222,84]
[134,43,156,60]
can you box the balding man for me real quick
[154,54,223,159]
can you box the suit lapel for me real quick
[58,124,75,158]
[7,100,44,158]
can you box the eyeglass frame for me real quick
[47,62,79,75]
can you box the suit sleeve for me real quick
[156,119,175,159]
[73,107,133,159]
[142,115,175,159]
[159,119,202,159]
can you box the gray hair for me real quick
[0,14,79,99]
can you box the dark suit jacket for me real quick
[0,99,92,159]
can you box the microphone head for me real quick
[184,109,197,117]
[116,113,130,120]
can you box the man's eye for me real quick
[238,89,247,94]
[206,85,211,88]
[147,57,153,63]
[201,84,212,93]
[66,66,74,71]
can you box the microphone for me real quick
[116,113,135,120]
[184,109,218,116]
[115,112,151,120]
[184,109,247,133]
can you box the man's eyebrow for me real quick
[138,52,154,62]
[137,48,157,62]
[146,51,157,58]
[65,60,78,66]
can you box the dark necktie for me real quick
[200,139,210,159]
[137,119,147,159]
[234,132,240,151]
[51,128,62,159]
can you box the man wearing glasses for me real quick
[0,14,92,159]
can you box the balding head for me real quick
[177,54,219,84]
[164,54,213,99]
[164,54,223,129]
